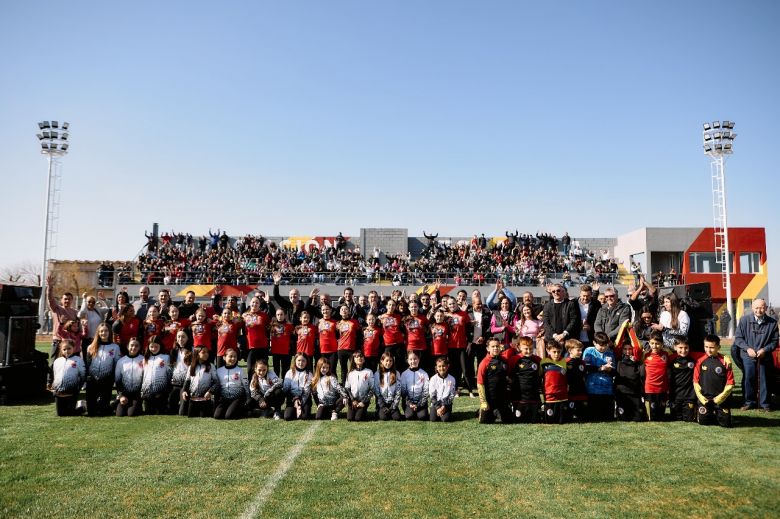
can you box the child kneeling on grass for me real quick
[429,356,456,422]
[141,336,171,415]
[51,339,85,416]
[477,338,511,424]
[540,340,568,425]
[401,350,429,421]
[694,334,734,428]
[312,357,348,421]
[344,350,373,422]
[214,348,248,420]
[181,346,218,418]
[373,352,403,421]
[115,338,144,417]
[283,354,312,421]
[247,359,283,419]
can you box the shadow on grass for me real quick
[733,413,780,428]
[1,393,54,407]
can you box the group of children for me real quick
[51,319,733,427]
[475,330,734,427]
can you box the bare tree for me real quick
[0,261,42,285]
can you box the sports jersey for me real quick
[379,313,404,346]
[694,354,734,405]
[170,346,191,386]
[644,351,671,394]
[447,310,471,350]
[282,369,312,404]
[668,352,704,402]
[318,318,338,355]
[116,318,140,350]
[190,321,214,352]
[404,315,429,351]
[87,342,121,381]
[313,375,347,406]
[243,311,270,350]
[250,371,282,402]
[216,320,243,357]
[583,346,615,395]
[141,353,171,397]
[373,370,402,409]
[345,368,374,404]
[161,318,190,353]
[566,357,588,401]
[270,321,294,355]
[477,355,508,406]
[295,324,317,357]
[615,355,643,396]
[400,368,429,406]
[216,365,248,401]
[507,354,542,402]
[540,358,568,403]
[52,355,85,394]
[430,322,450,357]
[336,319,361,351]
[142,319,165,352]
[361,327,382,358]
[429,373,457,406]
[184,363,219,399]
[115,354,144,396]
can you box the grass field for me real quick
[1,343,778,518]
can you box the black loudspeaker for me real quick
[670,282,711,302]
[661,283,714,319]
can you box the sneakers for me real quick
[331,411,338,421]
[740,405,757,411]
[273,412,281,420]
[469,392,476,399]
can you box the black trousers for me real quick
[247,388,284,417]
[337,350,353,383]
[670,399,697,422]
[186,399,214,418]
[568,399,588,423]
[385,344,405,372]
[449,349,470,392]
[168,385,183,415]
[86,377,114,417]
[214,397,246,420]
[347,402,370,421]
[479,400,511,424]
[283,398,311,421]
[116,393,142,417]
[273,354,292,380]
[697,400,731,427]
[377,404,403,421]
[543,401,567,424]
[645,393,667,422]
[404,401,429,420]
[55,394,78,416]
[588,395,615,421]
[315,400,345,420]
[364,356,379,373]
[512,401,541,424]
[466,343,486,390]
[615,393,645,422]
[429,403,452,422]
[143,393,168,415]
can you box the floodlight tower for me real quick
[36,121,70,328]
[703,120,736,337]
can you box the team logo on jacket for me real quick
[579,365,584,371]
[531,363,537,370]
[232,373,240,380]
[70,361,78,368]
[699,406,708,415]
[159,360,166,368]
[546,408,554,416]
[715,366,723,375]
[687,362,694,369]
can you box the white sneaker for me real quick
[273,412,281,420]
[331,411,338,421]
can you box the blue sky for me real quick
[0,1,777,298]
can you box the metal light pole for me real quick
[36,121,70,329]
[703,120,736,337]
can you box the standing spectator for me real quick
[78,291,111,353]
[733,299,777,411]
[45,273,78,359]
[628,275,658,323]
[542,284,579,345]
[272,271,306,325]
[652,293,690,348]
[576,284,601,347]
[561,232,571,256]
[132,286,155,322]
[594,287,631,341]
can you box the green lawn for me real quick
[3,342,776,518]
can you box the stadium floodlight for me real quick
[702,119,736,337]
[36,120,71,330]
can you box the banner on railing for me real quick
[279,236,350,253]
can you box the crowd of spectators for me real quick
[131,229,619,286]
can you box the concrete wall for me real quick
[360,228,408,259]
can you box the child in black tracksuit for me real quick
[694,335,734,427]
[508,337,542,424]
[668,339,702,422]
[565,339,589,423]
[614,341,646,422]
[477,338,511,424]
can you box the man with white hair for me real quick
[734,299,777,411]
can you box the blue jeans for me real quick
[740,349,773,409]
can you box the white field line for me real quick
[239,421,321,519]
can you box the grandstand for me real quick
[46,225,768,322]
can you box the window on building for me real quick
[689,252,734,273]
[739,252,761,274]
